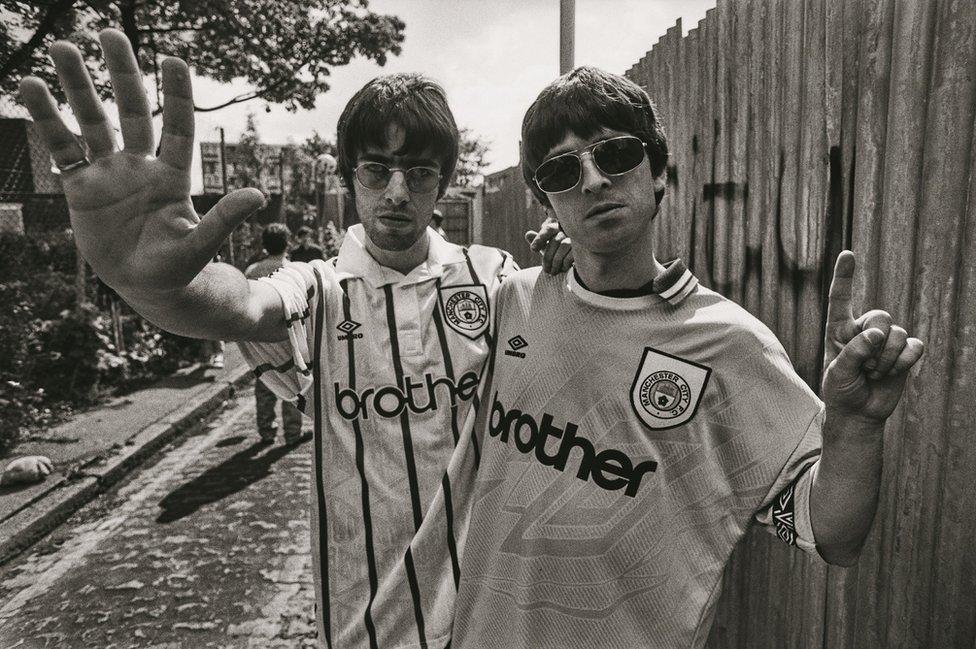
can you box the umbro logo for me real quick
[505,335,527,358]
[337,319,363,341]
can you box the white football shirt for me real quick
[453,261,824,649]
[239,224,517,649]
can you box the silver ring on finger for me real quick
[55,157,91,173]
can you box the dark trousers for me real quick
[255,379,303,442]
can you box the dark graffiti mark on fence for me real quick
[701,181,748,201]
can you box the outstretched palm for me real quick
[19,29,263,294]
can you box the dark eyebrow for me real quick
[359,152,393,164]
[359,150,437,168]
[542,145,576,161]
[401,156,438,168]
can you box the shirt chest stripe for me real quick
[432,278,461,447]
[311,269,333,649]
[382,284,429,647]
[442,474,461,589]
[341,279,380,649]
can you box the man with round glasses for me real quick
[452,66,924,648]
[19,29,570,649]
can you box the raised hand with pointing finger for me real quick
[820,250,924,421]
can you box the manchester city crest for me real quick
[438,284,489,339]
[630,347,711,429]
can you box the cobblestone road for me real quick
[0,388,318,649]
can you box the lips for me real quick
[378,213,410,222]
[586,203,624,219]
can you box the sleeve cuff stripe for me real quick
[253,358,314,378]
[285,308,311,326]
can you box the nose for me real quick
[579,152,610,194]
[384,169,410,206]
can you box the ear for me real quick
[651,169,667,193]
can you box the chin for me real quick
[372,228,423,252]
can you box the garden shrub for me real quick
[0,230,205,455]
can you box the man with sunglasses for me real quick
[19,30,571,649]
[452,67,924,648]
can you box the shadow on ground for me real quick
[155,433,311,524]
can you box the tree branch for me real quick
[137,26,205,34]
[151,43,319,115]
[0,0,78,82]
[118,0,140,58]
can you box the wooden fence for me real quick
[481,0,976,646]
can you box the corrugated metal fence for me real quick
[481,1,976,646]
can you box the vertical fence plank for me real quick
[662,22,682,262]
[743,0,765,316]
[711,0,732,296]
[728,0,749,307]
[670,18,692,264]
[694,10,717,283]
[656,35,672,258]
[650,36,668,256]
[933,87,976,649]
[792,0,829,388]
[679,20,705,277]
[850,0,894,308]
[776,0,803,362]
[759,0,784,332]
[876,0,935,320]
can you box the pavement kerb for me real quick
[0,364,253,567]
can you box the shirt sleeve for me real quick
[235,262,320,413]
[747,342,825,556]
[753,408,824,555]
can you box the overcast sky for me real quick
[184,0,715,192]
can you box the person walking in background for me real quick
[244,223,303,445]
[290,225,325,263]
[202,250,227,369]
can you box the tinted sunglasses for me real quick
[533,135,648,194]
[354,162,441,193]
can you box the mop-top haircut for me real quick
[261,223,290,255]
[336,72,459,199]
[521,66,669,207]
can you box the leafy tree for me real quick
[454,128,491,188]
[0,0,405,113]
[288,131,337,200]
[231,113,272,192]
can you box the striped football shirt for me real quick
[453,261,825,649]
[238,224,517,649]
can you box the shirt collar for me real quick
[652,259,699,305]
[567,258,698,308]
[334,224,466,288]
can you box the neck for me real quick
[572,239,665,293]
[364,229,430,275]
